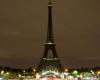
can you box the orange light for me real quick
[97,71,100,75]
[65,69,68,72]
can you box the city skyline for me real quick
[0,0,100,68]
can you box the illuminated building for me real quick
[36,0,63,76]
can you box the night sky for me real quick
[0,0,100,68]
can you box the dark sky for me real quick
[0,0,100,68]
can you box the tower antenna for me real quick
[49,0,51,2]
[48,0,52,6]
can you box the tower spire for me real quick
[47,0,54,43]
[48,0,52,5]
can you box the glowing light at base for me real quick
[36,70,63,79]
[41,70,60,76]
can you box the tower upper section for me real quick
[46,0,54,43]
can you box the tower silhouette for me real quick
[36,0,63,73]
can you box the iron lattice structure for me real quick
[36,1,63,73]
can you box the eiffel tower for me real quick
[36,0,63,74]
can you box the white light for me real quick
[6,72,9,75]
[1,70,4,74]
[0,78,3,80]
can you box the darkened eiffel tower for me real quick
[36,0,63,73]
